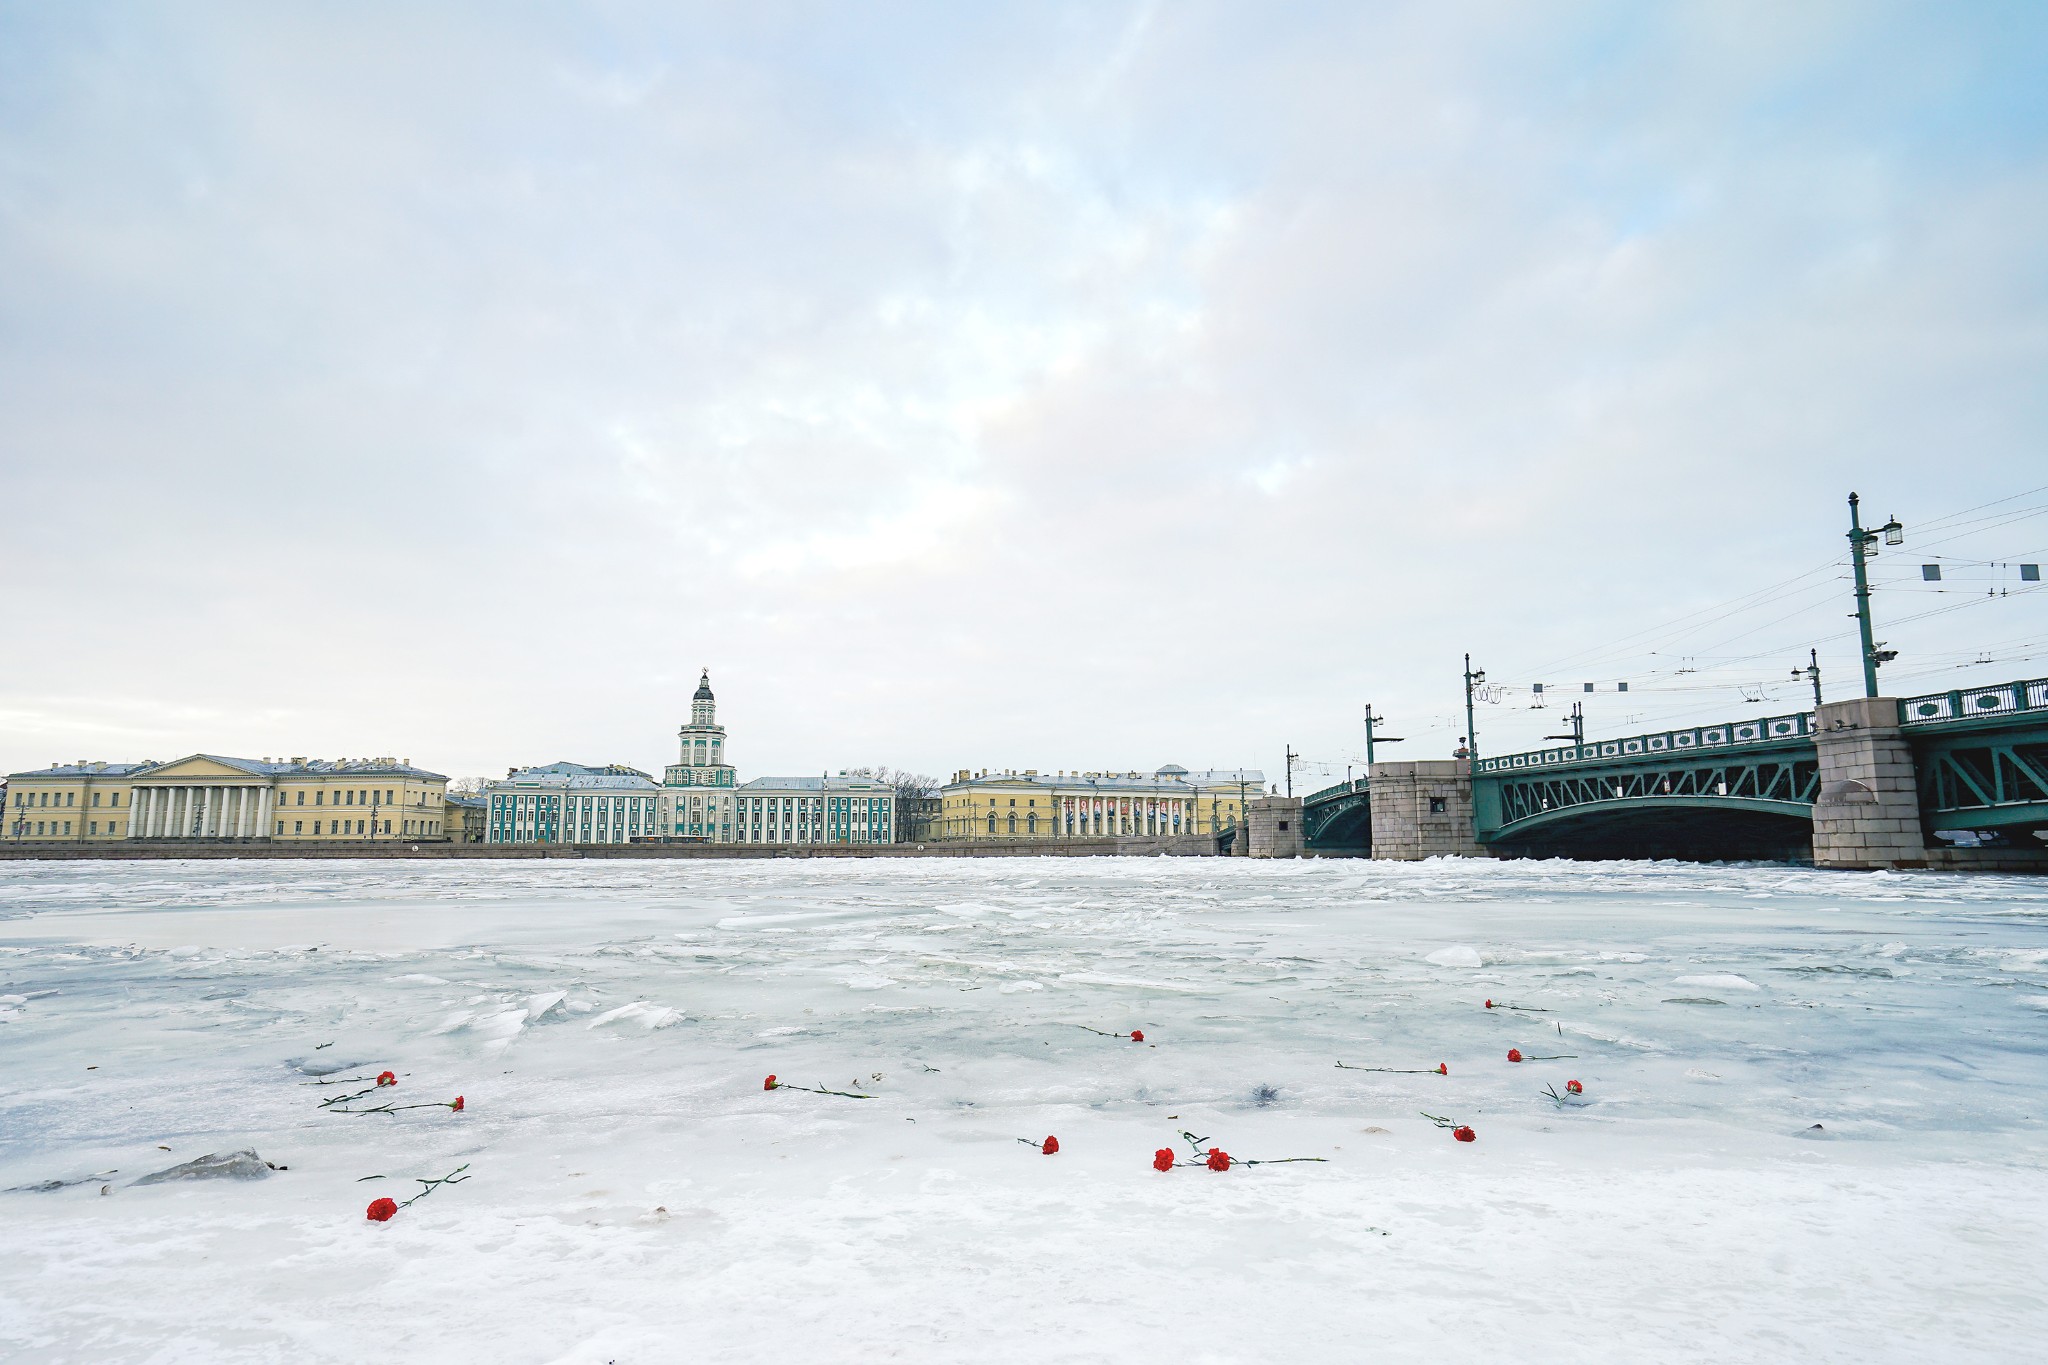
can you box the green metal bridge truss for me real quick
[1299,677,2048,856]
[1897,678,2048,835]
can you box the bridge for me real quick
[1293,677,2048,869]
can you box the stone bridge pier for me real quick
[1368,760,1484,860]
[1812,696,1930,870]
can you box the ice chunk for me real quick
[132,1150,271,1185]
[525,991,568,1023]
[1425,946,1482,968]
[1672,974,1760,991]
[588,1001,683,1031]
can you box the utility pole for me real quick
[1363,705,1405,768]
[1284,745,1296,798]
[1846,492,1904,698]
[1462,654,1486,763]
[1791,648,1824,710]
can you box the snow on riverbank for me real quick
[3,857,2046,1361]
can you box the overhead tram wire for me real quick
[1508,488,2048,701]
[1515,556,1842,682]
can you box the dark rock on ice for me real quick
[133,1150,273,1185]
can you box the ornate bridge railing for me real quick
[1474,711,1816,777]
[1897,678,2048,726]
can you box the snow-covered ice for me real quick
[3,856,2046,1361]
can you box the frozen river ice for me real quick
[3,856,2047,1362]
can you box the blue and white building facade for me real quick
[486,761,661,845]
[735,774,894,845]
[662,669,737,841]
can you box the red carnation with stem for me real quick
[1076,1024,1147,1043]
[1485,999,1494,1009]
[1567,1079,1583,1095]
[1155,1130,1326,1173]
[1507,1048,1523,1063]
[1423,1112,1477,1142]
[326,1094,467,1116]
[1437,1063,1448,1075]
[376,1071,396,1088]
[764,1075,778,1091]
[361,1164,471,1222]
[1018,1135,1059,1155]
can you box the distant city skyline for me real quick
[4,4,2044,783]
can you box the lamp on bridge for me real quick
[1847,493,1906,698]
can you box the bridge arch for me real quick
[1485,796,1813,862]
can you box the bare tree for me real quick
[848,766,941,842]
[447,776,491,797]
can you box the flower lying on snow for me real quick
[764,1075,778,1091]
[1076,1024,1148,1043]
[1015,1135,1059,1155]
[376,1071,396,1087]
[1130,1030,1144,1043]
[1567,1080,1583,1095]
[1507,1049,1524,1063]
[1423,1112,1478,1142]
[362,1164,471,1222]
[1153,1130,1326,1172]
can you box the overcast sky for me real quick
[3,2,2045,787]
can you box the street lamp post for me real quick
[1791,648,1824,710]
[1363,705,1405,769]
[1462,654,1486,764]
[1846,492,1904,698]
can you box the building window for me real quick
[1429,797,1448,814]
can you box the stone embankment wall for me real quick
[1245,798,1304,858]
[0,834,1223,861]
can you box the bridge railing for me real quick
[1898,678,2048,726]
[1303,778,1366,805]
[1474,711,1816,777]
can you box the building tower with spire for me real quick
[661,668,738,841]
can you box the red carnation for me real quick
[1507,1049,1523,1063]
[1153,1148,1175,1172]
[1437,1063,1448,1075]
[450,1095,464,1112]
[1566,1079,1583,1095]
[366,1197,399,1222]
[1484,999,1494,1009]
[764,1075,778,1091]
[1129,1029,1144,1043]
[1042,1136,1059,1155]
[376,1071,396,1087]
[1206,1147,1231,1172]
[1453,1126,1476,1143]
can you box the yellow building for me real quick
[444,794,486,843]
[5,754,450,843]
[4,761,151,841]
[938,765,1266,841]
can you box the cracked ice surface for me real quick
[2,857,2047,1362]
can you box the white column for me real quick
[145,788,159,838]
[204,787,219,839]
[260,786,274,837]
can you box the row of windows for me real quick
[12,790,111,808]
[281,788,412,807]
